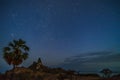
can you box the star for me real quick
[11,33,15,38]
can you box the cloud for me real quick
[57,51,120,72]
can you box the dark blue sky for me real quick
[0,0,120,73]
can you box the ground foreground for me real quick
[0,59,120,80]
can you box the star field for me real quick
[0,0,120,73]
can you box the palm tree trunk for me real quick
[13,65,16,69]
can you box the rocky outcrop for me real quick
[28,58,49,72]
[0,58,102,80]
[0,58,78,80]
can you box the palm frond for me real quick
[21,45,29,51]
[3,52,12,65]
[3,47,10,52]
[22,53,28,60]
[24,46,29,51]
[9,42,15,48]
[19,39,25,45]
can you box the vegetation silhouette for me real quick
[100,68,112,78]
[3,39,29,69]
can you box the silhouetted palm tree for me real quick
[3,39,29,69]
[100,68,112,78]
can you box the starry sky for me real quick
[0,0,120,73]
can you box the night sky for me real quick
[0,0,120,73]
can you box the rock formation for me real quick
[28,58,48,72]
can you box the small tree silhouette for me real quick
[100,68,112,78]
[3,39,29,69]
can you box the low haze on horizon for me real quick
[0,0,120,73]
